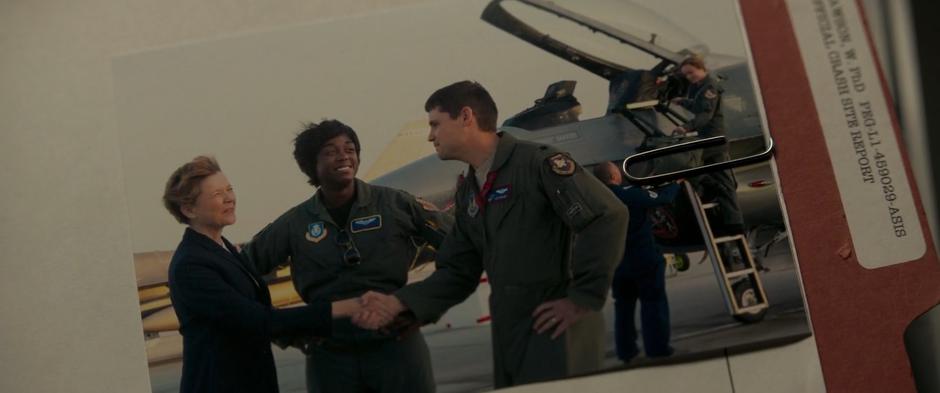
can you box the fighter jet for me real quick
[372,0,781,246]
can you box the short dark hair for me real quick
[163,155,221,224]
[293,119,361,186]
[424,80,498,132]
[680,54,707,71]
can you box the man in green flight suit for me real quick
[241,119,452,393]
[359,81,629,388]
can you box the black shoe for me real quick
[618,349,640,363]
[647,346,674,358]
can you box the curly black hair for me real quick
[293,119,361,186]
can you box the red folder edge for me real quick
[739,0,940,391]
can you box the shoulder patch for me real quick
[547,153,576,176]
[704,88,717,99]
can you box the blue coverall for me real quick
[606,182,681,360]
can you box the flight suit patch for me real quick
[566,203,583,218]
[548,153,575,176]
[704,88,717,99]
[487,185,511,203]
[467,192,480,217]
[350,215,382,233]
[305,222,327,243]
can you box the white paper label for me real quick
[786,0,925,268]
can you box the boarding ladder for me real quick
[619,98,774,322]
[681,180,769,322]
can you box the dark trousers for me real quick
[611,256,672,360]
[692,148,744,234]
[304,331,435,393]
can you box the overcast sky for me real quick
[114,0,750,252]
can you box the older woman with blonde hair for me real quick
[163,155,363,393]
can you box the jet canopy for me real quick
[482,0,711,80]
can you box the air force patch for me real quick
[350,215,382,233]
[548,153,575,176]
[704,88,717,100]
[305,222,327,243]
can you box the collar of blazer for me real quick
[184,227,263,290]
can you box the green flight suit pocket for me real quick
[515,328,567,384]
[346,220,404,282]
[491,285,567,382]
[491,285,539,378]
[539,168,602,232]
[489,192,520,231]
[296,239,344,273]
[553,185,600,231]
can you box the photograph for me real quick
[113,0,812,391]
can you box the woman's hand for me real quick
[330,297,364,318]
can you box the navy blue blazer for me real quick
[168,227,331,393]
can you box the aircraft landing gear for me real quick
[672,252,690,272]
[665,252,690,278]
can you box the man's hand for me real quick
[672,126,687,136]
[351,291,407,330]
[383,313,422,339]
[532,298,590,340]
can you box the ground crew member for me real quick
[241,119,451,393]
[357,81,629,388]
[672,54,744,235]
[594,161,679,362]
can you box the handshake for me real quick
[333,291,411,331]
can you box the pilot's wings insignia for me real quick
[350,215,383,233]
